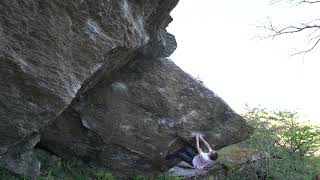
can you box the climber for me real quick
[165,133,218,170]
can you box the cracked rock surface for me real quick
[0,0,252,178]
[0,0,177,176]
[41,57,252,177]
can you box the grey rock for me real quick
[168,161,227,180]
[0,134,40,177]
[140,30,177,58]
[169,162,208,179]
[0,0,178,176]
[0,0,251,178]
[41,57,253,177]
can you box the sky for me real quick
[167,0,320,124]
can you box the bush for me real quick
[132,174,181,180]
[224,106,320,179]
[95,170,114,180]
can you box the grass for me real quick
[0,148,115,180]
[0,149,182,180]
[0,161,114,180]
[132,174,181,180]
[0,166,181,180]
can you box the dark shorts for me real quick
[166,146,197,166]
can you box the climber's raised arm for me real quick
[195,133,203,154]
[164,133,219,171]
[199,134,213,152]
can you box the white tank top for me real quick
[192,151,212,170]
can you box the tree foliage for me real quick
[244,107,320,158]
[224,106,320,179]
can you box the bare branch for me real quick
[309,34,320,42]
[298,0,320,4]
[261,1,320,55]
[260,18,320,55]
[307,27,320,37]
[291,37,320,55]
[270,0,320,6]
[270,24,320,36]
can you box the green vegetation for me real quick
[0,153,181,180]
[95,170,114,180]
[0,154,115,180]
[219,106,320,179]
[0,166,182,180]
[1,106,318,179]
[0,168,25,180]
[132,174,181,180]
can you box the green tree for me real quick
[230,106,320,179]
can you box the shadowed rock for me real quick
[41,57,253,177]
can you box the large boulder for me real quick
[0,0,178,177]
[41,57,253,177]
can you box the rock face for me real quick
[41,57,252,177]
[0,0,177,177]
[0,0,252,178]
[168,161,228,180]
